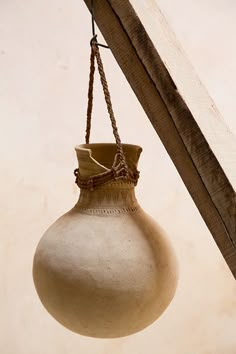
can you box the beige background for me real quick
[1,0,236,353]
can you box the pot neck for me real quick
[75,182,139,211]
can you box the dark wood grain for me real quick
[83,0,236,277]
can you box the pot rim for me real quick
[75,143,142,151]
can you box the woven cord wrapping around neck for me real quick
[74,41,139,190]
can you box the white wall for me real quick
[0,1,236,353]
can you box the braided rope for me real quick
[74,154,140,191]
[85,47,95,144]
[75,40,139,190]
[93,45,127,170]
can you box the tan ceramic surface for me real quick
[33,144,178,338]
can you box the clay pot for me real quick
[33,143,178,338]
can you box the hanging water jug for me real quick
[33,40,178,338]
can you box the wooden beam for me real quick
[83,0,236,277]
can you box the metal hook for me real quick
[90,0,109,49]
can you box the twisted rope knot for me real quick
[87,178,94,191]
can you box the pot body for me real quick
[33,144,178,338]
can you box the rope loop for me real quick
[76,39,139,190]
